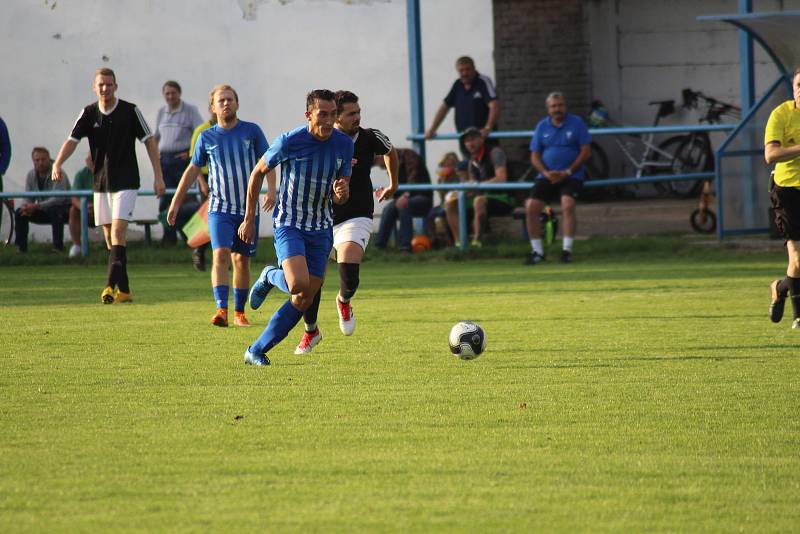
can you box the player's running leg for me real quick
[246,256,322,365]
[296,287,323,354]
[334,241,362,336]
[211,248,232,327]
[786,240,800,329]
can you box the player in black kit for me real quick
[293,91,399,354]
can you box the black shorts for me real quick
[530,178,583,204]
[771,184,800,241]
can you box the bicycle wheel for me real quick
[1,200,14,246]
[655,135,709,198]
[690,208,716,233]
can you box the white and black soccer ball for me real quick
[448,321,486,360]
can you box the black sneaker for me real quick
[524,252,545,265]
[560,250,572,264]
[769,280,786,323]
[192,247,206,272]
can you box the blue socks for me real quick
[267,268,290,294]
[250,299,303,355]
[213,285,229,309]
[233,287,247,313]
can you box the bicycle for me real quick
[588,91,740,198]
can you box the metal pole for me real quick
[406,0,426,162]
[458,191,467,250]
[80,196,89,257]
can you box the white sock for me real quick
[530,239,544,255]
[338,294,350,304]
[305,322,317,332]
[563,237,574,252]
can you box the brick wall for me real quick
[493,0,591,161]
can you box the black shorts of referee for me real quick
[771,183,800,241]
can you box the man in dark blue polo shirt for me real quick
[525,92,591,265]
[425,56,500,157]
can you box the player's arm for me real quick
[144,136,165,196]
[332,175,350,205]
[425,103,451,139]
[483,164,508,184]
[238,159,273,245]
[51,139,78,181]
[376,147,400,201]
[765,141,800,165]
[166,164,201,226]
[530,150,556,182]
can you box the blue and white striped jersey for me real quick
[192,121,269,215]
[265,126,353,231]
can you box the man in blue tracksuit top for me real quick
[525,92,591,265]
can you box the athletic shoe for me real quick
[69,244,81,258]
[244,348,270,366]
[211,308,228,327]
[470,239,483,248]
[234,312,252,327]
[295,328,323,354]
[560,250,573,264]
[101,286,115,304]
[769,280,786,323]
[523,252,545,265]
[249,266,275,310]
[792,318,800,330]
[337,298,356,336]
[114,290,133,304]
[191,248,206,272]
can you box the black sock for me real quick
[303,287,322,331]
[116,245,129,293]
[777,277,792,297]
[788,276,800,318]
[338,263,360,301]
[106,246,119,289]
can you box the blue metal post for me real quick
[458,191,467,250]
[406,0,426,162]
[80,196,89,257]
[738,0,754,112]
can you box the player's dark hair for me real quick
[306,89,336,111]
[334,90,359,114]
[455,56,475,68]
[94,67,116,82]
[31,146,49,157]
[163,80,182,94]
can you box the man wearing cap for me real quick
[443,127,513,247]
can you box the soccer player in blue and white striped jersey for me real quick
[238,90,352,366]
[167,85,268,328]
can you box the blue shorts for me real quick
[208,211,258,257]
[273,225,333,278]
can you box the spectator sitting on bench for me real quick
[15,146,71,253]
[68,152,96,257]
[373,148,433,252]
[444,127,514,247]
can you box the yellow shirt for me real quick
[765,100,800,187]
[190,120,214,176]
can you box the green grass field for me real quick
[1,237,798,532]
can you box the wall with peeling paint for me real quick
[0,0,494,242]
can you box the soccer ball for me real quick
[448,321,486,360]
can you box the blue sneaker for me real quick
[244,348,270,366]
[249,265,275,310]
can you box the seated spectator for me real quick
[68,153,96,257]
[373,148,433,252]
[427,153,466,247]
[444,127,514,247]
[15,147,71,252]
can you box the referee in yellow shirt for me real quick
[765,68,800,330]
